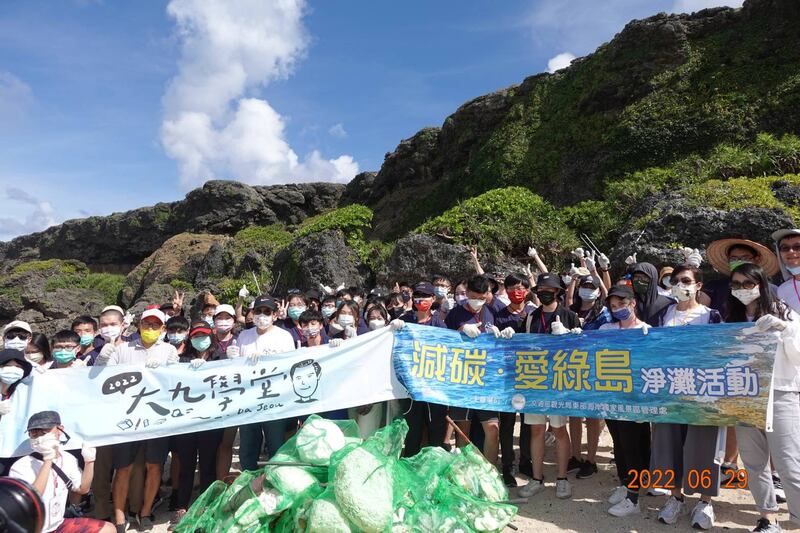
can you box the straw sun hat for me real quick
[705,238,779,276]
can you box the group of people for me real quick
[2,228,800,533]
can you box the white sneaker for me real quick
[556,478,572,499]
[647,486,670,496]
[691,501,715,530]
[658,496,685,525]
[609,498,640,517]
[608,485,628,505]
[518,479,545,498]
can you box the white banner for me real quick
[0,328,405,457]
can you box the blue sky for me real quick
[0,0,741,241]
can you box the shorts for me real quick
[56,517,111,532]
[111,438,169,469]
[449,407,499,423]
[523,413,568,428]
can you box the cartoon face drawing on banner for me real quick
[291,359,322,403]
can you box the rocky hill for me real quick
[2,0,800,334]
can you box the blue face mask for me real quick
[204,316,214,327]
[79,334,94,347]
[53,349,77,364]
[167,333,186,345]
[287,306,306,321]
[191,336,212,352]
[611,307,631,321]
[788,265,800,276]
[321,307,336,319]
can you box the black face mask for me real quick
[537,291,557,305]
[389,307,405,320]
[401,292,411,303]
[245,321,255,330]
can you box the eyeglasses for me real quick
[731,280,758,290]
[779,244,800,253]
[253,309,273,316]
[4,332,29,341]
[139,323,162,331]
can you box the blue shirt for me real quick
[401,310,447,328]
[444,303,495,331]
[494,305,530,333]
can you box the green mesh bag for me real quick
[401,500,475,533]
[272,483,324,533]
[172,480,227,533]
[302,486,356,533]
[399,446,456,502]
[217,474,292,532]
[435,482,517,533]
[444,444,508,502]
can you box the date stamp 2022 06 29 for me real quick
[627,468,749,490]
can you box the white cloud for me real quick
[547,52,576,73]
[671,0,744,13]
[328,123,347,139]
[161,0,359,189]
[0,187,57,241]
[0,71,34,128]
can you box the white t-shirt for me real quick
[662,304,714,327]
[238,326,295,359]
[9,453,82,532]
[777,279,800,314]
[598,321,648,330]
[108,338,177,367]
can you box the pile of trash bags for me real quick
[174,415,518,532]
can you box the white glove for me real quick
[95,343,116,366]
[166,351,179,365]
[344,326,357,339]
[441,297,455,312]
[527,246,538,258]
[462,323,482,339]
[571,248,585,260]
[40,440,59,461]
[247,352,261,363]
[226,345,241,358]
[569,327,583,335]
[81,444,96,463]
[72,358,87,368]
[390,319,405,331]
[0,399,11,415]
[499,327,515,340]
[145,357,161,369]
[334,283,345,292]
[33,364,47,374]
[487,325,501,338]
[597,253,610,270]
[641,323,650,336]
[568,263,580,276]
[238,284,250,299]
[624,253,637,266]
[319,283,334,296]
[522,263,533,277]
[329,338,343,348]
[122,312,135,331]
[585,255,597,273]
[551,316,569,336]
[755,314,787,332]
[190,358,206,369]
[682,247,702,268]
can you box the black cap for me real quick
[305,289,321,301]
[412,281,435,297]
[369,287,388,298]
[159,303,174,312]
[536,273,563,290]
[252,295,278,311]
[578,275,598,288]
[26,411,61,432]
[0,349,32,380]
[607,285,635,300]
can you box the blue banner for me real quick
[392,323,777,428]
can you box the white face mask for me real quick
[26,351,44,364]
[671,283,697,302]
[338,314,355,327]
[254,315,273,329]
[562,276,572,286]
[433,286,448,298]
[467,298,485,311]
[0,366,25,385]
[100,325,121,342]
[4,338,28,352]
[368,319,386,331]
[214,318,234,332]
[30,432,59,454]
[578,288,600,301]
[732,287,760,306]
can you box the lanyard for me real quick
[540,311,549,333]
[793,278,800,307]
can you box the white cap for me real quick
[101,305,125,316]
[140,308,166,324]
[214,304,236,318]
[2,320,32,336]
[772,229,800,243]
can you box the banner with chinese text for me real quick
[0,328,404,457]
[392,323,777,428]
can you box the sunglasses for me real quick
[253,309,273,316]
[730,280,758,290]
[779,244,800,253]
[4,332,29,341]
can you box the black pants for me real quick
[499,413,531,469]
[606,419,650,488]
[403,400,449,457]
[175,428,224,510]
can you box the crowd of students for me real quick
[2,228,800,533]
